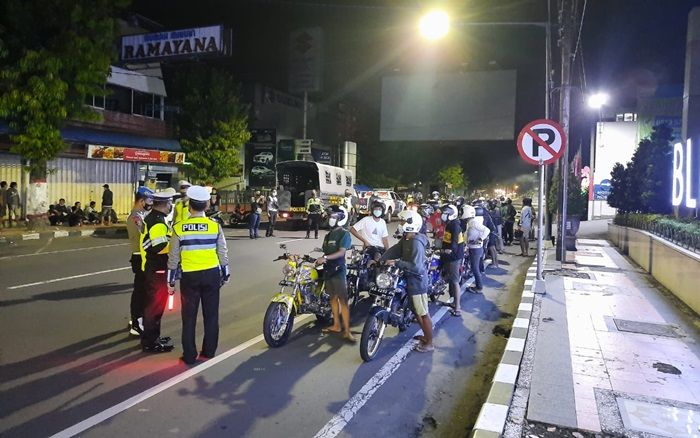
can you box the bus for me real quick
[276,160,355,227]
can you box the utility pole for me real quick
[556,0,576,263]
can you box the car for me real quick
[253,152,274,164]
[356,189,405,222]
[251,165,275,177]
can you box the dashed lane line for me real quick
[7,267,131,290]
[0,243,129,260]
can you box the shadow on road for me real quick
[1,282,131,307]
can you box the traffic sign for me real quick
[517,119,566,165]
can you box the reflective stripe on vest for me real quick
[140,221,172,271]
[176,216,220,272]
[174,199,190,224]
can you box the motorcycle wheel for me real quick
[347,275,360,313]
[263,302,295,348]
[360,314,386,362]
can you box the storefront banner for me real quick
[121,25,224,62]
[87,145,185,164]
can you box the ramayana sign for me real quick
[120,25,224,62]
[672,139,699,208]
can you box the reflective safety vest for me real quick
[307,197,322,214]
[174,198,190,224]
[140,216,172,271]
[174,216,220,273]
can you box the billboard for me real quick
[121,25,225,62]
[87,145,185,164]
[289,28,323,94]
[247,144,276,188]
[380,70,517,142]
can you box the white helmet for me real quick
[461,204,476,220]
[441,204,458,221]
[326,205,348,227]
[401,210,423,233]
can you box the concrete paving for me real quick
[0,227,531,438]
[519,239,700,436]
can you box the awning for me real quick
[61,127,182,152]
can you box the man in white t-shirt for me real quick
[350,200,390,253]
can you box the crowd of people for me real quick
[48,184,115,227]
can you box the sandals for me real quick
[322,327,342,334]
[415,343,435,353]
[343,333,357,344]
[413,335,426,342]
[449,308,462,317]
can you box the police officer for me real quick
[168,186,230,365]
[127,186,154,336]
[305,189,323,239]
[140,188,177,353]
[173,180,191,224]
[266,189,279,237]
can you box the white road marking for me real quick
[34,238,54,255]
[50,314,313,438]
[314,263,488,438]
[7,267,131,290]
[0,243,129,260]
[314,305,451,438]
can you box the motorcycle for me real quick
[263,244,332,347]
[359,263,416,362]
[345,245,368,312]
[425,247,448,302]
[206,208,224,226]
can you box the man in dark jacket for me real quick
[440,204,465,317]
[381,210,433,352]
[503,198,517,245]
[101,184,114,226]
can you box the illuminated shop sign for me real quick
[120,25,225,62]
[672,139,699,208]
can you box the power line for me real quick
[572,0,587,62]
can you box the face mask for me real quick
[372,209,383,218]
[441,213,449,222]
[144,202,153,211]
[328,217,337,227]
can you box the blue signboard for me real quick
[312,148,331,164]
[593,179,611,200]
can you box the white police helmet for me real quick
[401,210,423,233]
[461,204,476,220]
[441,204,458,221]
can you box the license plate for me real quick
[279,280,295,286]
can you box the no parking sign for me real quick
[516,119,566,165]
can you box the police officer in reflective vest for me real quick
[127,186,154,336]
[306,190,323,239]
[140,188,177,353]
[173,180,191,224]
[167,185,230,365]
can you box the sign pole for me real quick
[535,159,546,294]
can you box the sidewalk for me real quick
[509,239,700,437]
[0,224,127,246]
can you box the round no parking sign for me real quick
[516,119,566,165]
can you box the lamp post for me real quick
[419,11,552,284]
[587,92,608,220]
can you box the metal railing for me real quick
[614,214,700,253]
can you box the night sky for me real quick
[133,0,700,189]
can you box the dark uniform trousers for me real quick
[130,254,146,325]
[180,267,221,361]
[307,213,321,238]
[142,271,168,348]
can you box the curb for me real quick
[470,255,539,438]
[0,227,127,246]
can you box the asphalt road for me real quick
[0,227,531,438]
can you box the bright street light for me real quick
[588,92,609,109]
[419,10,450,41]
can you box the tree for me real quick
[171,66,251,183]
[548,164,588,217]
[436,164,469,192]
[607,125,673,214]
[0,0,128,224]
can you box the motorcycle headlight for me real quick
[376,272,392,289]
[283,264,295,276]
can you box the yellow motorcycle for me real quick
[263,244,332,347]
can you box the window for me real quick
[345,175,352,187]
[133,91,155,118]
[325,170,331,184]
[84,89,105,109]
[335,172,342,185]
[105,84,131,114]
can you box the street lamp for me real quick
[587,92,609,109]
[419,10,450,41]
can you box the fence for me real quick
[614,214,700,254]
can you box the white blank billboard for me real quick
[380,70,516,142]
